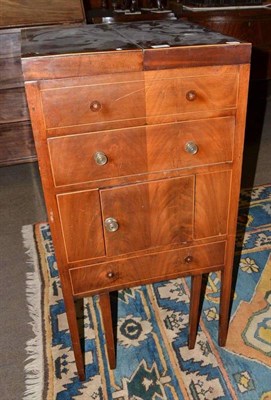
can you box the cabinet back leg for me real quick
[219,269,233,346]
[188,274,203,349]
[100,292,116,369]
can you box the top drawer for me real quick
[41,77,146,130]
[40,66,238,131]
[145,67,238,119]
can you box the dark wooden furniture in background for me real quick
[22,21,251,380]
[0,0,85,166]
[170,3,271,79]
[84,0,177,23]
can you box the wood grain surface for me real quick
[22,51,143,81]
[100,176,194,256]
[0,31,23,89]
[48,117,234,187]
[195,170,232,239]
[0,0,85,28]
[41,77,145,129]
[0,87,29,123]
[70,241,226,296]
[145,68,238,116]
[0,121,35,165]
[21,20,251,376]
[57,190,105,262]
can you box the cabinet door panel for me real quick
[57,190,105,262]
[195,171,231,239]
[100,176,194,256]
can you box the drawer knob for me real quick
[185,141,198,155]
[107,271,115,279]
[185,255,193,264]
[90,100,102,112]
[186,90,197,101]
[104,217,119,233]
[94,151,108,166]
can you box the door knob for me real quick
[185,141,198,155]
[186,90,197,101]
[104,217,119,232]
[184,255,193,264]
[90,100,102,112]
[107,271,115,279]
[94,151,108,166]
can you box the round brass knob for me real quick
[107,271,115,279]
[90,100,102,112]
[186,90,197,101]
[184,255,193,264]
[185,141,198,155]
[104,217,119,233]
[94,151,108,166]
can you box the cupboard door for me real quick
[57,190,105,262]
[100,176,194,256]
[194,170,231,239]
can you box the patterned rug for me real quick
[22,185,271,400]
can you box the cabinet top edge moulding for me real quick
[21,20,251,81]
[0,0,85,28]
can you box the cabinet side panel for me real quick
[57,190,105,262]
[194,170,231,239]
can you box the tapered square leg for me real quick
[63,295,86,381]
[188,274,203,350]
[218,269,233,346]
[100,292,116,369]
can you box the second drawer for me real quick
[48,116,234,187]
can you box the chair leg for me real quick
[188,274,203,349]
[100,292,116,369]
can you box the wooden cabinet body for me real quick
[22,21,251,380]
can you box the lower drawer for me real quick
[69,241,226,296]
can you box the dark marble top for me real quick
[114,20,239,49]
[21,24,139,57]
[21,20,242,58]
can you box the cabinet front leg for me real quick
[100,292,116,369]
[188,274,203,349]
[59,272,85,380]
[63,293,85,380]
[219,269,233,346]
